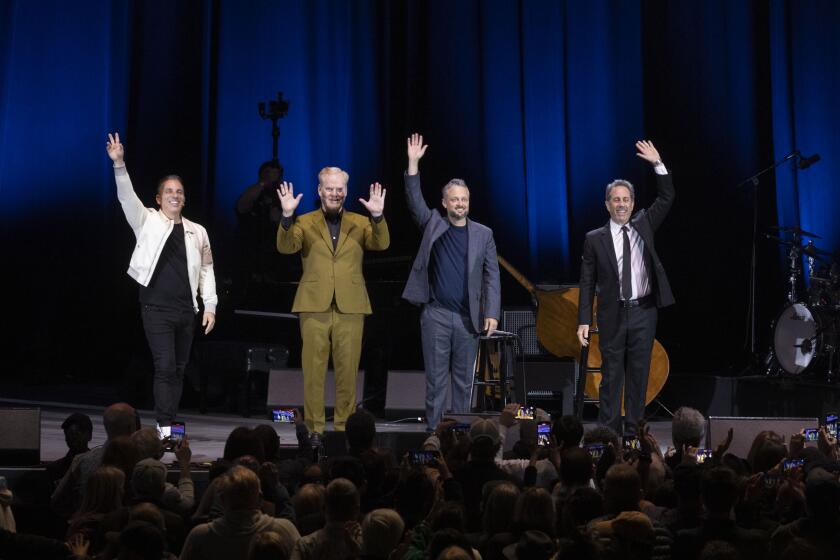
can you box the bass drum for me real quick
[773,303,839,375]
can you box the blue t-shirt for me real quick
[429,223,469,314]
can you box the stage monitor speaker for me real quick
[512,359,576,416]
[707,416,818,459]
[0,407,41,466]
[267,369,365,409]
[384,370,451,413]
[321,430,434,459]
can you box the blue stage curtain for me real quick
[770,0,840,271]
[1,1,839,376]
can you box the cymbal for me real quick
[803,244,833,257]
[765,234,793,246]
[770,225,822,238]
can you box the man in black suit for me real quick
[577,140,675,436]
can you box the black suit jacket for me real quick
[578,172,675,340]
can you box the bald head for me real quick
[103,402,137,439]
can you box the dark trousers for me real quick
[598,301,657,435]
[141,304,196,425]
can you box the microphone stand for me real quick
[736,151,801,370]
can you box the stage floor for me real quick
[0,397,676,464]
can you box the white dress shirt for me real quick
[610,163,667,300]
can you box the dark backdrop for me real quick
[1,0,838,385]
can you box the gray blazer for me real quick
[401,173,501,333]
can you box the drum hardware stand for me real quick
[737,149,819,367]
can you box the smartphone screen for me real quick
[537,422,551,447]
[272,409,295,423]
[449,422,472,434]
[783,458,804,473]
[803,428,819,442]
[584,444,606,461]
[409,450,437,465]
[170,422,185,443]
[622,437,641,451]
[516,406,535,420]
[825,414,838,437]
[696,448,713,464]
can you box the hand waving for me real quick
[106,132,125,164]
[359,182,386,218]
[407,133,428,175]
[277,181,303,217]
[635,140,661,165]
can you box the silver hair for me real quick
[442,178,469,198]
[605,179,635,201]
[671,407,707,448]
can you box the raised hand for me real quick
[635,140,661,165]
[277,181,303,217]
[106,132,125,164]
[407,133,428,175]
[358,182,386,218]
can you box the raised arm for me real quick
[276,181,305,254]
[635,140,674,230]
[404,133,433,228]
[107,132,149,235]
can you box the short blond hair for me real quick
[318,166,349,187]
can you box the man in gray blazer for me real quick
[401,133,501,430]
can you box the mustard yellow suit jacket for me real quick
[277,209,390,314]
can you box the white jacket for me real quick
[114,164,217,314]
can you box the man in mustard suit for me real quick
[276,167,389,442]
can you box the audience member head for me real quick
[560,447,594,488]
[698,540,739,560]
[301,464,324,486]
[394,466,435,529]
[603,464,641,514]
[292,483,326,518]
[513,487,556,537]
[219,465,262,512]
[248,530,293,560]
[430,501,466,533]
[346,409,377,453]
[328,455,367,491]
[361,508,405,559]
[252,424,280,463]
[131,427,164,461]
[128,502,166,533]
[101,435,140,481]
[428,529,474,560]
[560,486,604,536]
[700,467,738,517]
[62,412,93,453]
[325,477,360,524]
[78,465,125,516]
[582,425,621,451]
[804,467,840,523]
[117,521,165,560]
[515,530,556,560]
[780,537,822,560]
[671,407,706,449]
[746,430,785,473]
[673,463,703,512]
[552,415,584,449]
[482,481,520,534]
[131,458,167,501]
[223,427,266,463]
[469,418,502,461]
[103,402,137,440]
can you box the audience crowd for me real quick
[1,401,839,559]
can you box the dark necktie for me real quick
[621,226,632,300]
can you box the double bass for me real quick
[497,255,669,412]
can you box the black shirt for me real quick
[139,223,193,311]
[430,222,470,314]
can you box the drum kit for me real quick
[767,226,840,382]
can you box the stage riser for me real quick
[0,408,41,466]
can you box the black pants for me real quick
[598,301,657,436]
[141,304,196,425]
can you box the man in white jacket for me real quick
[106,133,217,428]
